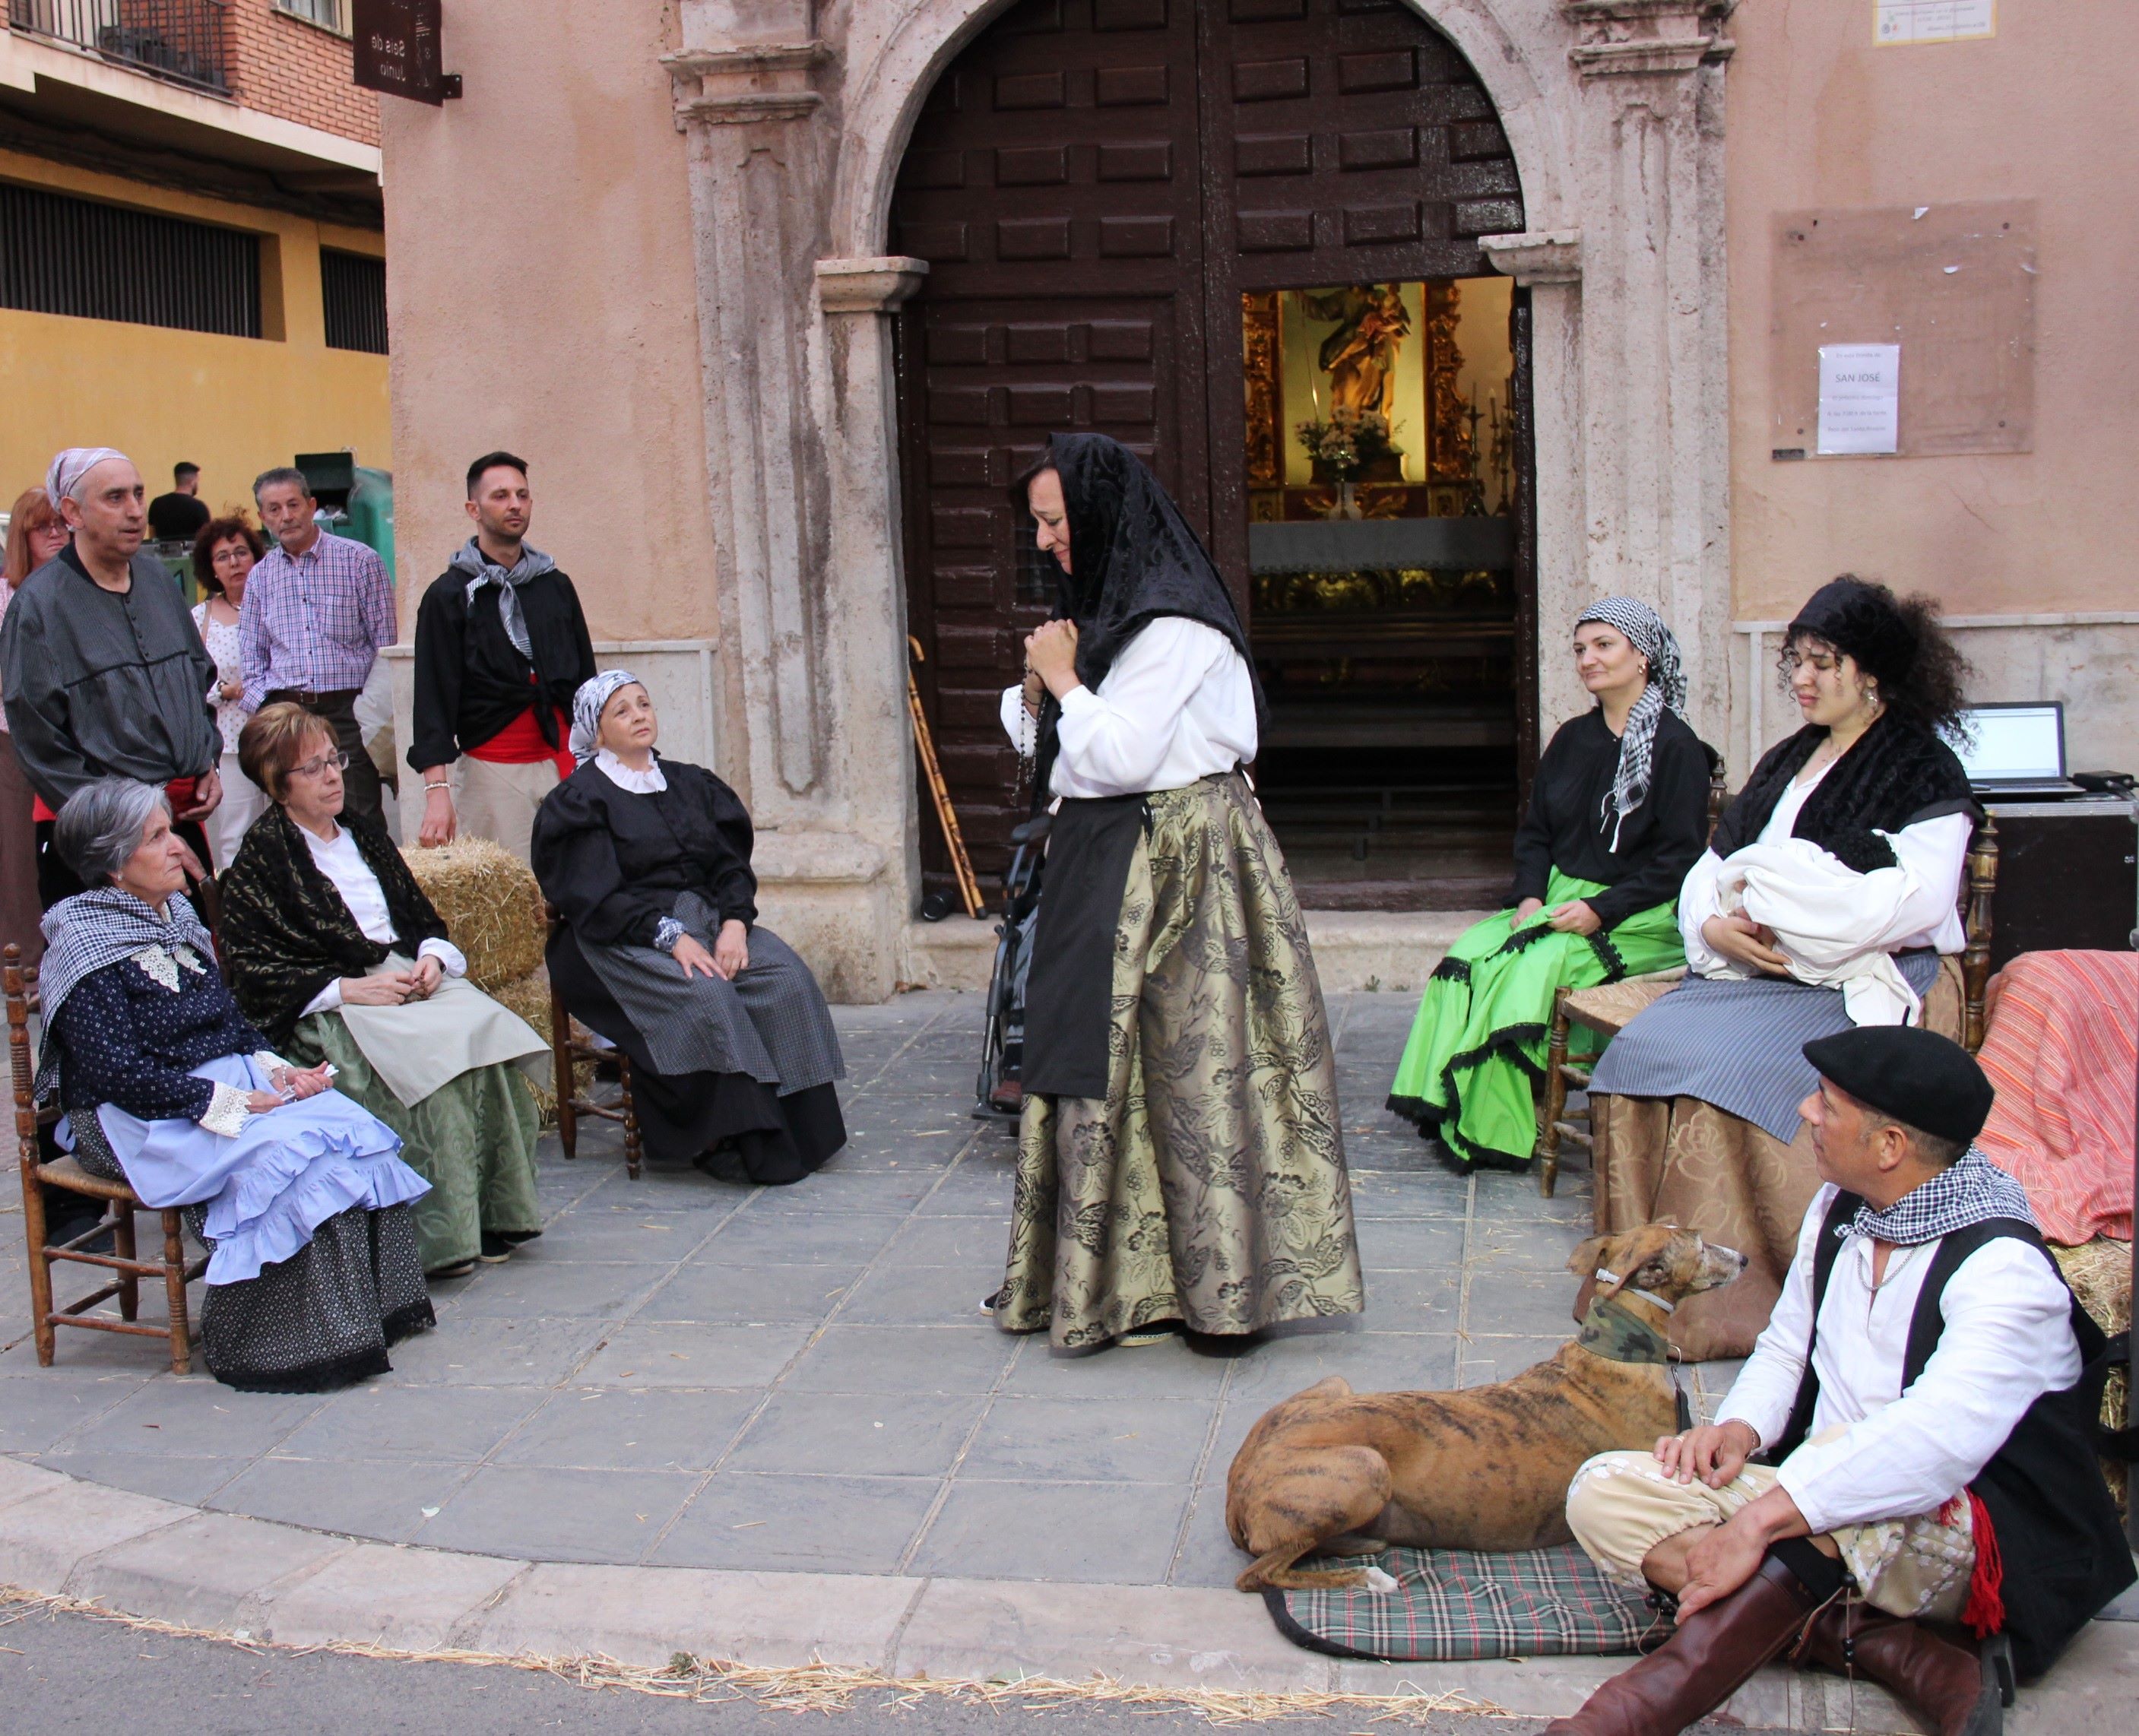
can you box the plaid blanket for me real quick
[1263,1544,1666,1662]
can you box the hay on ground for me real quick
[400,836,546,989]
[0,1587,1510,1723]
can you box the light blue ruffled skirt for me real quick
[70,1053,431,1285]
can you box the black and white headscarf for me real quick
[1842,1146,2036,1246]
[1575,597,1688,851]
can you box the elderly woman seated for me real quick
[1585,578,1977,1358]
[37,778,433,1391]
[532,670,845,1183]
[218,702,550,1280]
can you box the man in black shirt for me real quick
[409,451,596,863]
[146,461,211,543]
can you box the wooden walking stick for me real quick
[907,635,985,918]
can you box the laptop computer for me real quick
[1947,702,2087,798]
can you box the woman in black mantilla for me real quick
[1586,577,1977,1359]
[992,432,1363,1351]
[532,670,845,1182]
[218,702,550,1280]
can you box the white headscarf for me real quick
[569,669,642,765]
[45,447,129,509]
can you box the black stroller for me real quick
[973,812,1050,1117]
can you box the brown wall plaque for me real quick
[1770,200,2035,458]
[353,0,452,106]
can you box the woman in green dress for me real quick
[1387,598,1714,1173]
[219,702,552,1278]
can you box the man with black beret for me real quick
[1551,1024,2131,1736]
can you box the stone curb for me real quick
[4,1456,2128,1731]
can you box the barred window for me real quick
[319,248,388,353]
[0,182,261,337]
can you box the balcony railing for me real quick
[8,1,233,97]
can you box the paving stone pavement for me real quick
[4,990,1758,1586]
[4,989,2133,1731]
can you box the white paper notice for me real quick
[1817,344,1901,456]
[1875,2,1995,46]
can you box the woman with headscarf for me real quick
[991,433,1363,1351]
[1386,600,1716,1173]
[217,702,550,1280]
[1586,576,1976,1358]
[531,670,845,1183]
[37,778,433,1391]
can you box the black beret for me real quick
[1802,1025,1995,1147]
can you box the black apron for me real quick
[1019,791,1148,1099]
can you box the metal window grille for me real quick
[319,246,387,353]
[8,2,233,97]
[0,181,261,337]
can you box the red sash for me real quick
[34,775,198,825]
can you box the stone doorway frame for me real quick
[667,0,1735,1001]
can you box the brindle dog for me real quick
[1225,1224,1745,1592]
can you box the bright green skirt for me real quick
[1385,869,1683,1172]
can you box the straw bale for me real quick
[401,837,546,990]
[2053,1237,2131,1515]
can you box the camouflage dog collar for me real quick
[1575,1296,1671,1365]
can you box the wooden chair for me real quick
[1534,814,2001,1197]
[10,944,204,1373]
[544,902,643,1180]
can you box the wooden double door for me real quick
[893,0,1526,899]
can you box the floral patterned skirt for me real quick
[993,772,1365,1348]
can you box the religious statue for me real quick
[1298,284,1411,421]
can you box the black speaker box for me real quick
[1982,798,2139,971]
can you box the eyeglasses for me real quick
[290,749,350,779]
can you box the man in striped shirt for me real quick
[239,467,396,830]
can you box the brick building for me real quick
[1,2,390,534]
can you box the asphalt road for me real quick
[0,1596,1552,1736]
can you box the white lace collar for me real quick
[131,943,208,993]
[595,749,667,794]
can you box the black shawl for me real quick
[218,806,450,1046]
[1029,434,1263,794]
[1709,711,1975,874]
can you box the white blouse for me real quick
[997,616,1257,800]
[296,823,466,1015]
[1678,756,1970,974]
[1718,1183,2081,1535]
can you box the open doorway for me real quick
[1242,276,1522,909]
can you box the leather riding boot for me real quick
[1543,1550,1841,1736]
[1797,1604,2002,1736]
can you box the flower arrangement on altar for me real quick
[1292,406,1402,480]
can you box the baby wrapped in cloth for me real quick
[1706,835,1929,1026]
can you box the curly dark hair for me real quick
[190,514,265,598]
[1775,574,1969,733]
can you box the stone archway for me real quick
[661,0,1735,996]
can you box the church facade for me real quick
[377,2,2137,998]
